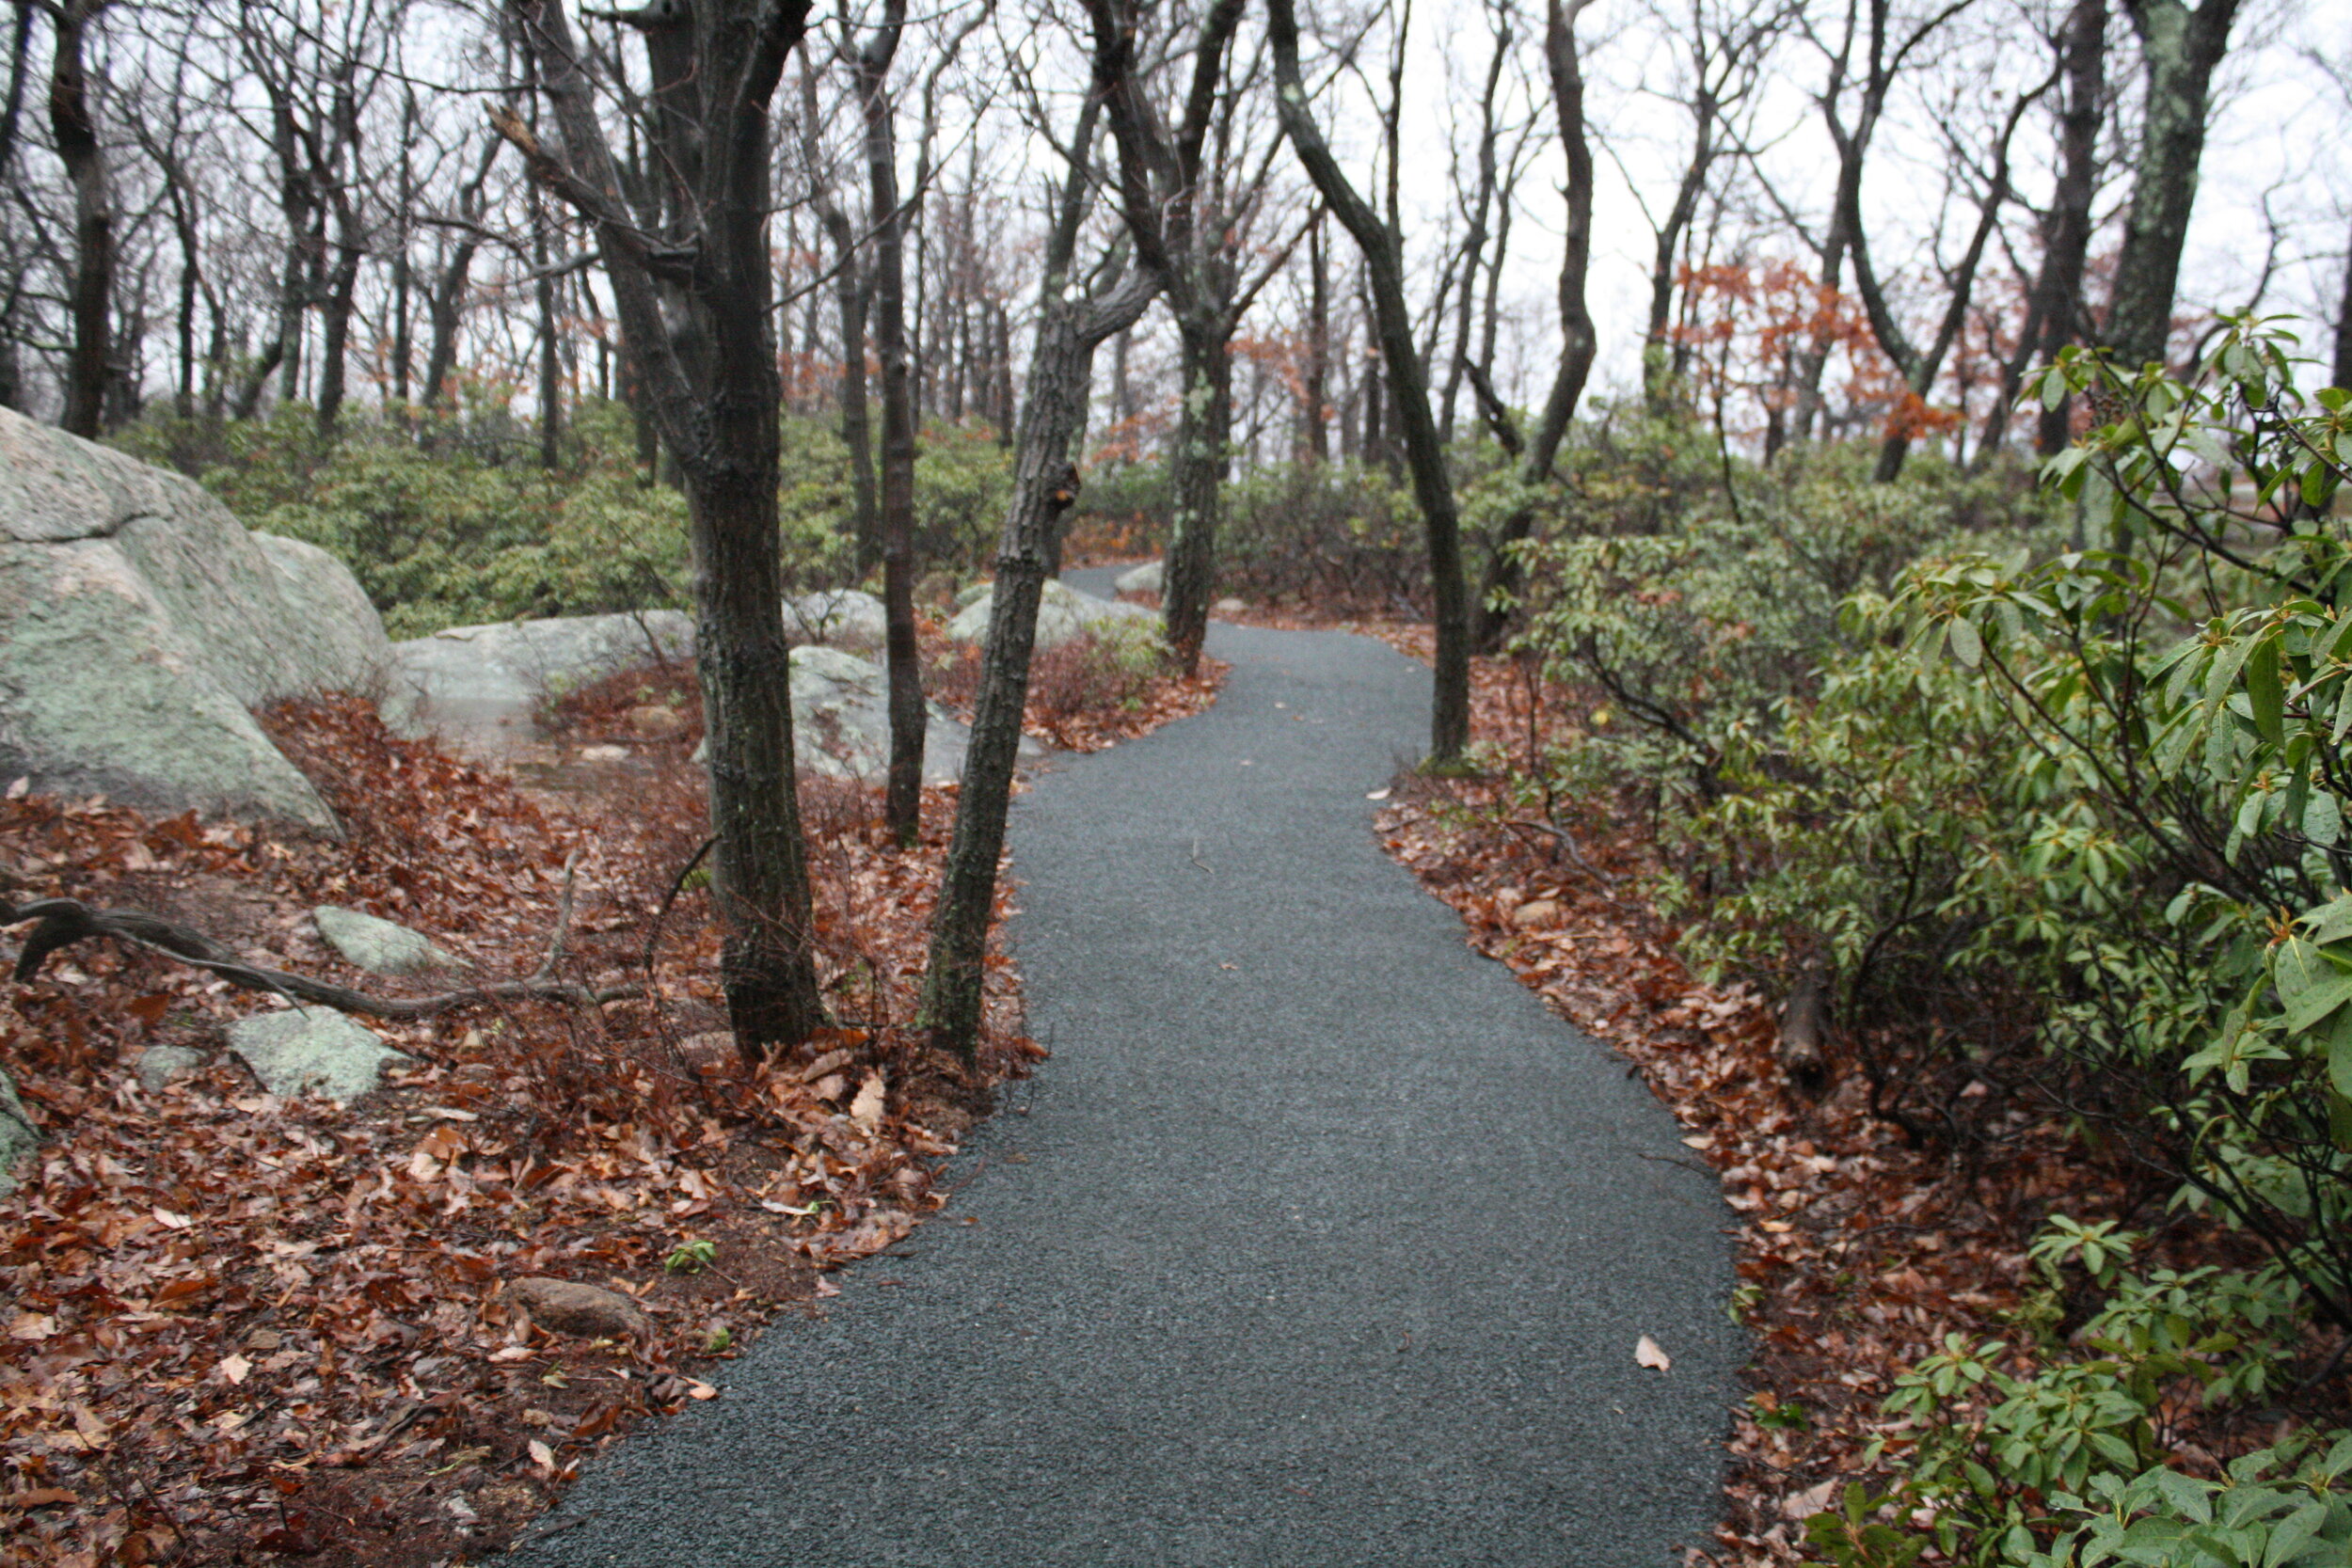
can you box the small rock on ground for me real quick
[1214,596,1248,615]
[313,905,461,976]
[228,1009,411,1102]
[135,1044,205,1091]
[508,1276,651,1339]
[1114,560,1163,594]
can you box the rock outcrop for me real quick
[0,407,403,832]
[946,578,1160,651]
[1114,560,1163,595]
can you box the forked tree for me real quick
[500,0,828,1057]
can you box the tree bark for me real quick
[1086,0,1249,674]
[921,94,1156,1062]
[801,57,879,571]
[1474,0,1597,655]
[1981,0,2107,460]
[2334,219,2352,394]
[1271,0,1470,762]
[2105,0,2242,371]
[854,3,926,849]
[48,0,111,438]
[505,0,828,1058]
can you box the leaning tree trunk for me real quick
[921,91,1155,1062]
[802,59,879,571]
[1271,0,1469,762]
[48,1,110,439]
[855,3,925,847]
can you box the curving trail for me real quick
[508,587,1739,1567]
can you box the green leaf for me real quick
[2284,969,2352,1035]
[1948,617,1983,670]
[2330,1012,2352,1100]
[2248,637,2286,747]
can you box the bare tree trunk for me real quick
[1439,8,1508,447]
[2106,0,2243,371]
[1304,208,1329,463]
[1271,0,1469,762]
[532,185,562,467]
[2334,221,2352,394]
[49,1,111,438]
[1982,0,2107,460]
[506,0,827,1057]
[855,3,926,848]
[1474,0,1598,655]
[799,59,878,571]
[921,96,1155,1061]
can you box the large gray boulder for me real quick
[389,610,693,743]
[690,644,1037,784]
[783,589,887,650]
[946,578,1161,652]
[0,406,402,831]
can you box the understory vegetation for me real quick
[1446,319,2352,1565]
[113,397,1022,640]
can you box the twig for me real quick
[643,836,718,976]
[532,853,583,983]
[1,898,640,1020]
[1188,836,1215,875]
[1497,818,1621,887]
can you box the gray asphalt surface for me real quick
[508,582,1740,1566]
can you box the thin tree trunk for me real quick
[2334,220,2352,393]
[506,0,828,1055]
[855,2,926,847]
[921,97,1154,1061]
[1304,208,1328,463]
[1982,0,2106,460]
[1474,0,1597,654]
[49,1,111,439]
[1271,0,1469,762]
[2106,0,2242,371]
[800,59,878,570]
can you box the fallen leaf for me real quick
[151,1207,193,1229]
[528,1439,556,1470]
[3,1487,75,1509]
[218,1353,251,1385]
[7,1312,56,1341]
[1635,1335,1672,1371]
[1784,1478,1840,1520]
[849,1071,886,1132]
[1367,787,1392,800]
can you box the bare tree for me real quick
[1270,0,1469,762]
[501,0,828,1055]
[1472,0,1598,653]
[45,0,110,436]
[922,95,1155,1058]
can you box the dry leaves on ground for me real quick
[0,696,1056,1567]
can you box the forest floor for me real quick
[0,615,1217,1568]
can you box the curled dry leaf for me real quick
[1634,1335,1672,1372]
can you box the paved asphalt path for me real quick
[508,578,1739,1567]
